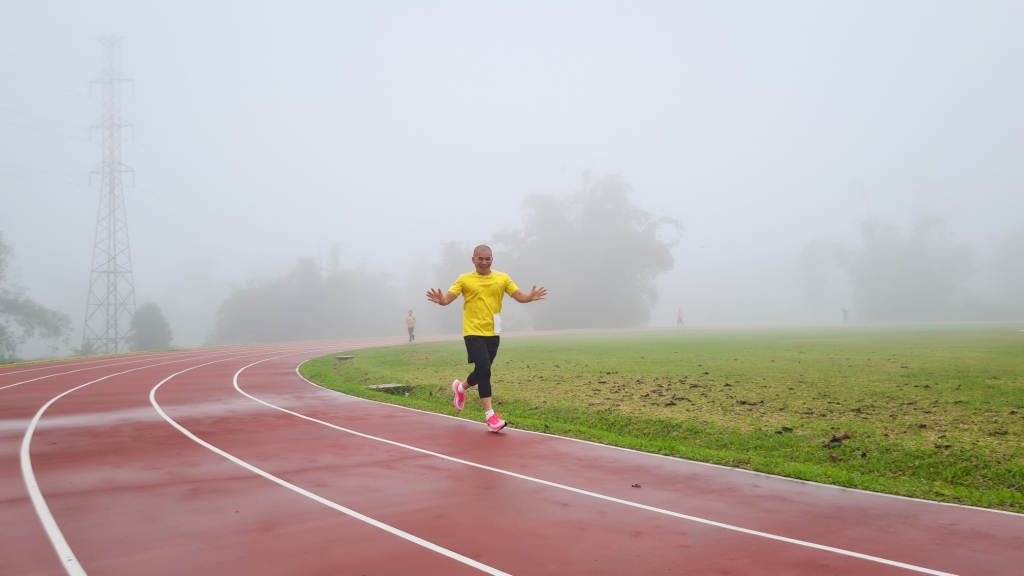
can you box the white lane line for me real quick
[21,395,89,576]
[0,342,340,392]
[242,358,956,576]
[150,350,511,576]
[0,348,248,392]
[19,350,238,576]
[0,350,202,377]
[18,344,319,576]
[3,357,184,392]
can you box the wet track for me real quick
[2,337,1022,575]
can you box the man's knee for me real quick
[475,363,491,381]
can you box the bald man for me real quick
[426,244,547,432]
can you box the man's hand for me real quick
[528,285,547,302]
[426,288,449,305]
[511,285,547,303]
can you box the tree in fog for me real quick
[834,218,974,322]
[127,302,174,351]
[490,175,682,329]
[426,241,474,334]
[800,239,852,321]
[0,233,72,362]
[208,256,401,344]
[991,226,1024,309]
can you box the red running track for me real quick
[2,337,1022,576]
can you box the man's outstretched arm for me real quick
[511,285,547,303]
[426,288,458,306]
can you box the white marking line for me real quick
[21,399,88,575]
[0,350,203,377]
[150,351,511,576]
[246,359,957,575]
[0,342,343,392]
[18,344,323,576]
[0,348,249,392]
[2,357,181,392]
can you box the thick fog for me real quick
[2,2,1022,358]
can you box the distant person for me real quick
[676,308,684,328]
[426,244,547,432]
[405,309,416,343]
[841,307,849,325]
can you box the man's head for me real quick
[408,309,413,315]
[471,245,493,275]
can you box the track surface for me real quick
[2,337,1022,576]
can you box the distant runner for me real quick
[426,244,547,432]
[406,309,416,343]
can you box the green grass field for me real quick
[299,324,1024,512]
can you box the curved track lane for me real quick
[2,337,1022,575]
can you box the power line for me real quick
[2,69,90,98]
[0,105,88,131]
[0,49,86,78]
[0,171,90,187]
[0,119,92,142]
[0,162,89,181]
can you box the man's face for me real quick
[472,249,493,275]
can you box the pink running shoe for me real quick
[452,379,466,411]
[486,413,507,432]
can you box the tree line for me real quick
[5,176,1022,361]
[801,217,1024,323]
[205,174,682,345]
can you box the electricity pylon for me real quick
[82,35,136,355]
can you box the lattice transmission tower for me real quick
[82,36,136,355]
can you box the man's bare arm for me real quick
[426,288,458,306]
[511,285,547,303]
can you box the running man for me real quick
[406,309,416,343]
[426,244,547,432]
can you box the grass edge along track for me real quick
[300,324,1024,513]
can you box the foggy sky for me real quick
[2,1,1022,356]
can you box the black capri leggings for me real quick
[464,335,500,399]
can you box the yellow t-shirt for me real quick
[449,271,520,336]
